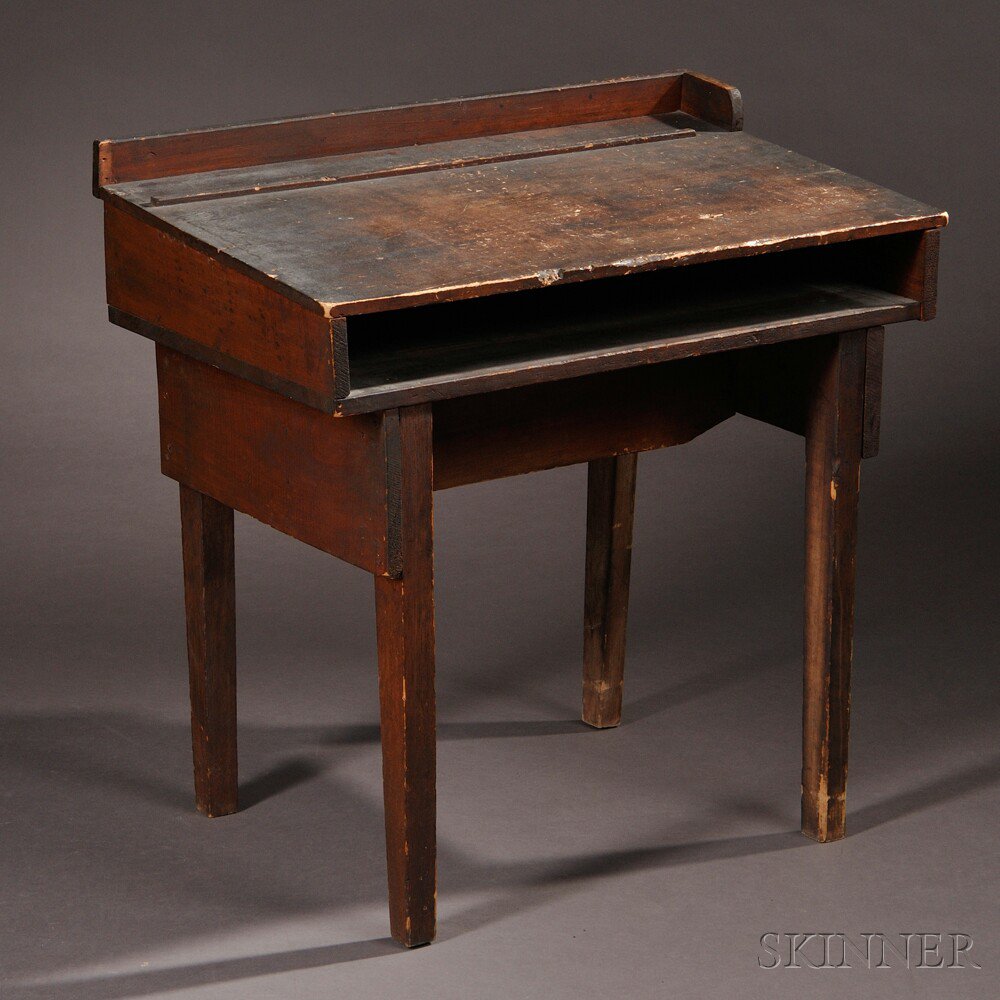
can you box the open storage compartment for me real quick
[339,230,934,412]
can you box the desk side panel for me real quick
[681,72,743,130]
[156,347,393,575]
[821,227,941,321]
[904,228,940,321]
[105,204,343,409]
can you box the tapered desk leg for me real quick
[802,331,866,843]
[374,405,436,947]
[583,452,638,728]
[179,484,238,818]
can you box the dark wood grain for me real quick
[110,307,348,412]
[374,405,436,947]
[432,358,734,490]
[582,454,638,728]
[156,347,395,575]
[802,331,866,843]
[180,484,237,818]
[872,227,940,321]
[100,80,944,417]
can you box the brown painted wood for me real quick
[98,76,944,415]
[95,72,722,185]
[582,453,638,728]
[681,71,743,130]
[179,484,237,818]
[156,346,396,575]
[432,358,735,490]
[105,203,346,410]
[374,405,437,947]
[802,330,866,843]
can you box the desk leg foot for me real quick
[179,484,238,818]
[802,332,865,843]
[375,406,436,947]
[583,453,638,729]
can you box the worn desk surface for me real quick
[104,130,944,317]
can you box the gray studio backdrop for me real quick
[2,3,997,999]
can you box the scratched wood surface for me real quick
[116,132,945,317]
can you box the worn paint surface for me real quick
[110,132,944,318]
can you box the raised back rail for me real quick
[93,71,741,187]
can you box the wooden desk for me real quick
[94,72,946,946]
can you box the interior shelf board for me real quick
[340,280,918,413]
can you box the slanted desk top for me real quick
[95,71,945,413]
